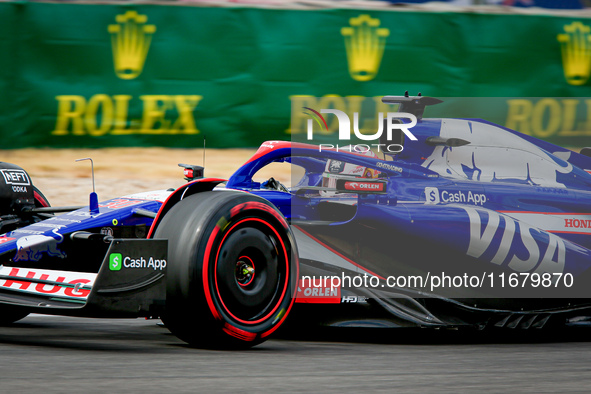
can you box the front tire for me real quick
[154,191,298,348]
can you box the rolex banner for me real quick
[1,2,591,148]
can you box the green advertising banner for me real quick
[1,2,591,148]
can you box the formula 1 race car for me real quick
[2,94,591,348]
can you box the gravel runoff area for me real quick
[0,148,294,207]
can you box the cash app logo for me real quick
[109,253,122,271]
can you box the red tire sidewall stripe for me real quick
[223,323,257,342]
[260,255,298,339]
[202,201,296,337]
[33,190,49,207]
[202,225,222,321]
[230,201,287,229]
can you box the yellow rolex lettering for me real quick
[85,94,114,137]
[170,95,202,134]
[318,95,347,134]
[561,99,578,134]
[531,98,561,138]
[287,95,318,135]
[112,95,133,134]
[140,95,173,133]
[505,99,533,135]
[289,94,403,137]
[559,99,591,136]
[345,95,366,132]
[53,94,202,136]
[580,99,591,133]
[52,95,87,136]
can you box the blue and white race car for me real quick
[1,94,591,348]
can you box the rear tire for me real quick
[155,191,298,348]
[33,186,50,208]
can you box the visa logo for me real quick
[463,206,565,274]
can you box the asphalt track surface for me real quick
[2,315,591,393]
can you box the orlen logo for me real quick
[1,169,30,186]
[344,181,384,192]
[295,280,341,304]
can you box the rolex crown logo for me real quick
[108,11,156,80]
[557,21,591,86]
[341,14,390,82]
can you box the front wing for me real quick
[0,239,167,318]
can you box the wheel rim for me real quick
[235,256,255,287]
[213,217,290,324]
